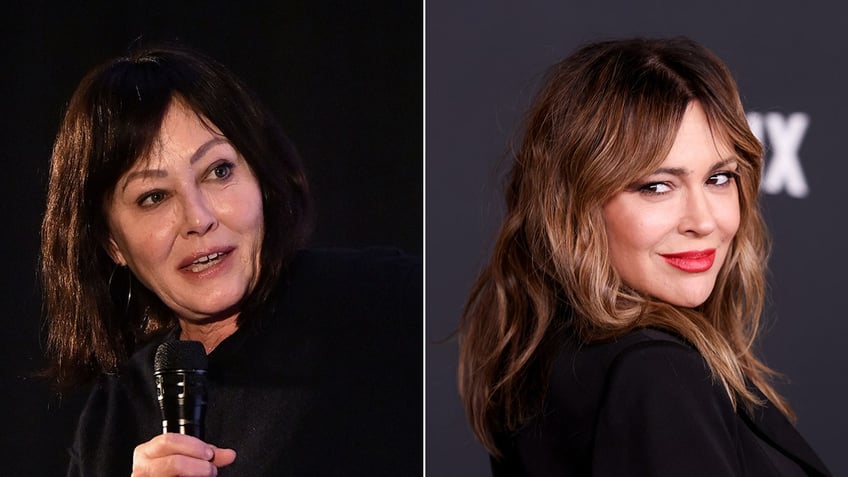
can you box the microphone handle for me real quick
[156,370,207,439]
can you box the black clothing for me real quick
[492,328,831,476]
[67,248,422,476]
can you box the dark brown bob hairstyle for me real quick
[41,44,311,386]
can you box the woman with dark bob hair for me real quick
[42,44,420,476]
[459,37,830,476]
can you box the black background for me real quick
[0,2,421,475]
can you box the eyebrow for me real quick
[652,157,738,177]
[190,137,230,164]
[121,137,231,192]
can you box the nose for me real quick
[180,189,217,237]
[678,188,717,236]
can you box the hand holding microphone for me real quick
[131,341,236,477]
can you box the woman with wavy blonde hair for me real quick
[459,37,830,476]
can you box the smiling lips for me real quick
[181,249,233,273]
[660,249,716,273]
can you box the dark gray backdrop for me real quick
[0,2,421,475]
[427,1,846,475]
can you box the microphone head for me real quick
[154,340,208,374]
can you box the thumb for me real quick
[211,446,237,467]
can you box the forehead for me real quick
[130,102,226,168]
[156,100,222,145]
[663,102,735,165]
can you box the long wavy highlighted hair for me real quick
[458,37,789,456]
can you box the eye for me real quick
[138,191,167,207]
[637,182,672,195]
[208,161,234,180]
[707,171,737,187]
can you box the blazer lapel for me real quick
[738,386,831,476]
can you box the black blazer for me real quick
[491,328,831,476]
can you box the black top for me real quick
[491,328,831,476]
[67,248,422,476]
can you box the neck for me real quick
[178,315,239,354]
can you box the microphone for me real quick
[154,340,208,439]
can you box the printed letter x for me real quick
[747,112,810,198]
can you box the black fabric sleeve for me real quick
[65,439,81,477]
[65,374,145,477]
[591,341,742,476]
[65,380,109,477]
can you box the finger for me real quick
[136,433,215,461]
[135,454,218,477]
[210,447,237,467]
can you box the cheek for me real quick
[113,212,178,265]
[236,191,264,232]
[603,202,640,279]
[715,194,741,238]
[604,202,670,255]
[243,209,265,246]
[220,185,264,244]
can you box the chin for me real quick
[663,289,713,309]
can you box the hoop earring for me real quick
[108,264,133,315]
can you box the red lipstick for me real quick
[660,249,716,273]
